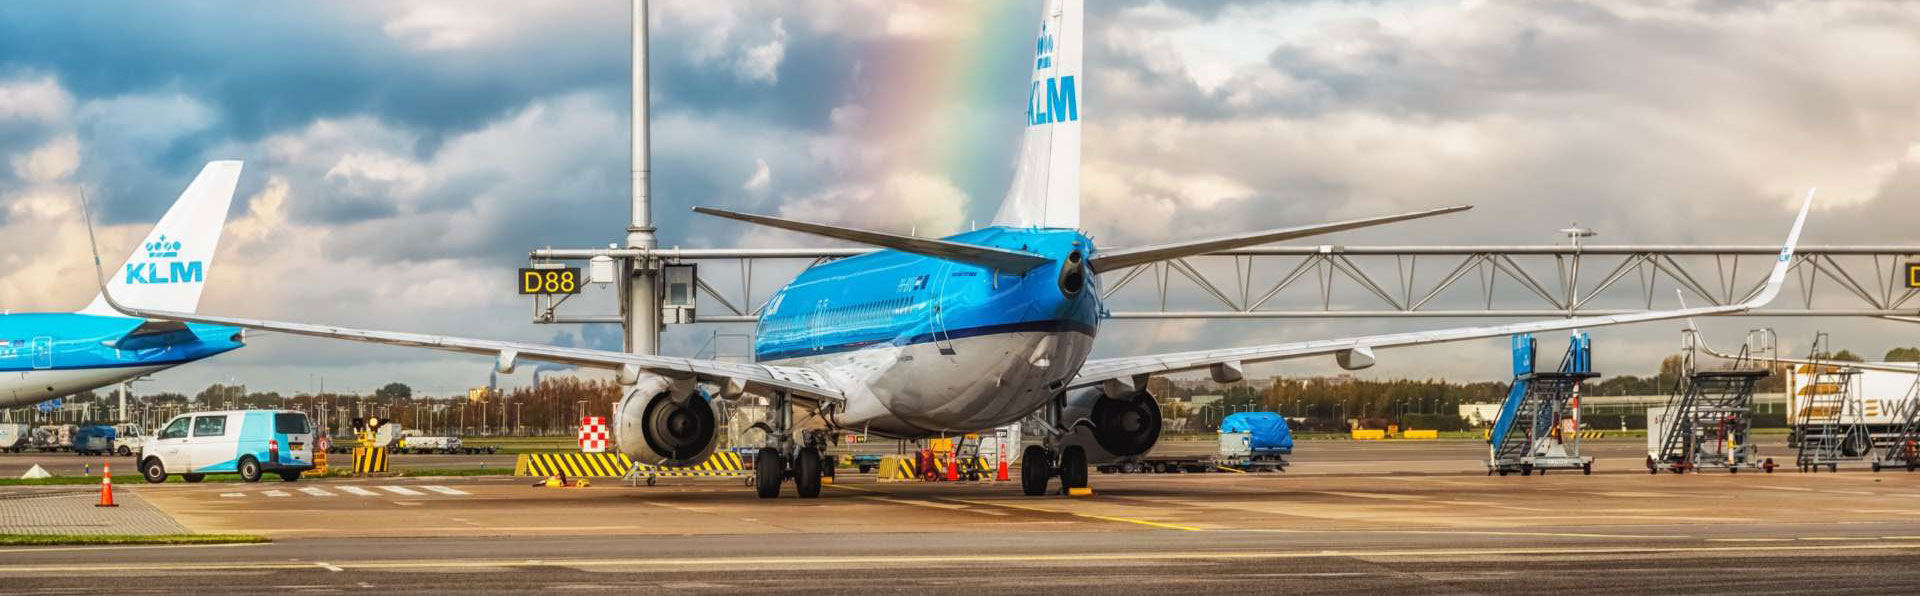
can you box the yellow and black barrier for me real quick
[878,456,918,481]
[632,451,747,477]
[352,447,388,474]
[515,452,634,477]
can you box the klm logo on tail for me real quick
[124,235,204,285]
[1027,23,1076,127]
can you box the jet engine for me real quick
[1057,386,1163,464]
[612,373,723,467]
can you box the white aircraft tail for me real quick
[990,0,1082,230]
[80,161,243,316]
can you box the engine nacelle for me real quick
[1058,386,1163,464]
[612,373,723,467]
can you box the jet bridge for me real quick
[1488,332,1597,476]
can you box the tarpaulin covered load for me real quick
[1219,412,1293,453]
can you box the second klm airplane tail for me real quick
[79,160,243,316]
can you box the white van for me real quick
[139,410,315,483]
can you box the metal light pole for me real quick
[624,0,660,357]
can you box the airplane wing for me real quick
[96,298,844,404]
[1071,190,1816,389]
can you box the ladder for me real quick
[1794,333,1870,472]
[1874,377,1920,472]
[1488,333,1598,476]
[1648,330,1772,473]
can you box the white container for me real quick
[0,423,28,450]
[1218,431,1252,458]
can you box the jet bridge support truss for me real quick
[525,246,1920,325]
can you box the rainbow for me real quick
[850,1,1038,207]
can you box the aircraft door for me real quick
[31,337,51,370]
[931,264,956,355]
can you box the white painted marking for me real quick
[262,490,290,498]
[338,486,380,496]
[316,562,344,572]
[219,492,246,498]
[378,486,424,496]
[420,485,468,496]
[297,487,334,497]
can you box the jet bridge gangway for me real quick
[524,245,1920,325]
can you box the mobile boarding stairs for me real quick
[1488,333,1597,476]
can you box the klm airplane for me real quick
[2,161,245,409]
[104,0,1814,500]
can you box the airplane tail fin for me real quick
[990,0,1082,230]
[79,161,243,316]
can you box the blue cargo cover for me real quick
[1219,412,1293,453]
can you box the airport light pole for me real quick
[624,0,660,357]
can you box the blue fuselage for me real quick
[754,227,1102,435]
[0,313,244,408]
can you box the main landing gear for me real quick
[1018,444,1090,496]
[753,445,827,499]
[1021,392,1093,497]
[753,391,828,500]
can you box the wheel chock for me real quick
[1066,487,1094,497]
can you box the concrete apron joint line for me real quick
[6,542,1920,575]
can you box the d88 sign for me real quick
[519,267,582,295]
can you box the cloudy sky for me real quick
[2,0,1917,397]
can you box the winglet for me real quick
[76,189,119,312]
[1741,188,1815,309]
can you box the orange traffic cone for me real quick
[946,456,959,482]
[95,463,117,508]
[996,459,1010,482]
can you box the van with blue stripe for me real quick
[138,410,314,483]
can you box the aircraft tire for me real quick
[755,448,783,499]
[1060,445,1088,491]
[1020,445,1053,496]
[795,447,822,499]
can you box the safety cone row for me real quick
[96,463,117,508]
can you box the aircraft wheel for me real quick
[794,447,823,499]
[1020,445,1053,496]
[1059,445,1089,492]
[755,447,783,499]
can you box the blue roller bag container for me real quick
[71,425,116,455]
[1219,412,1293,454]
